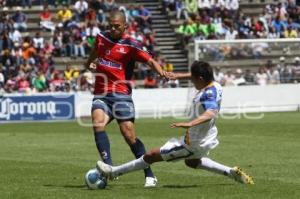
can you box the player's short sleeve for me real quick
[132,42,151,63]
[200,87,220,111]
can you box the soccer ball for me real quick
[85,168,107,189]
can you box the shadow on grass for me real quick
[44,184,86,189]
[44,183,235,190]
[162,183,234,189]
[163,185,199,189]
[44,184,113,191]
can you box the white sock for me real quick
[112,156,150,177]
[197,157,232,176]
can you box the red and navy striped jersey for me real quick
[94,31,151,95]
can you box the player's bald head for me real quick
[109,10,126,24]
[108,10,127,39]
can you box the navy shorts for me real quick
[91,93,135,122]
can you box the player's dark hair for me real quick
[191,61,214,82]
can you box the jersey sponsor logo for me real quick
[97,58,122,69]
[116,47,127,54]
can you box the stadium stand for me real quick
[165,0,300,85]
[0,0,300,93]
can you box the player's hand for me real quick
[170,122,192,129]
[161,71,170,79]
[164,71,177,80]
[161,71,176,80]
[167,72,177,80]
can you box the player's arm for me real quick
[146,60,191,79]
[171,109,217,129]
[173,72,191,79]
[136,46,172,78]
[85,45,98,71]
[146,58,167,77]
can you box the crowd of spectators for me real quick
[163,0,300,85]
[1,0,300,94]
[214,56,300,86]
[0,0,178,94]
[167,0,300,43]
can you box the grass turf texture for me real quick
[0,112,300,199]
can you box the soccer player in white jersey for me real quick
[96,61,254,185]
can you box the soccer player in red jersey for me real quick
[85,11,172,187]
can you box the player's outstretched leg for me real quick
[96,148,162,185]
[185,157,254,185]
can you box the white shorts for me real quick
[160,133,219,162]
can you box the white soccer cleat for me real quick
[230,166,254,185]
[96,161,113,179]
[144,176,158,187]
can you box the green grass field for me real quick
[1,112,300,199]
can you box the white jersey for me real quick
[160,81,223,161]
[186,81,222,146]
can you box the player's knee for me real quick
[92,109,109,131]
[92,118,106,131]
[185,159,199,169]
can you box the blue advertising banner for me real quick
[0,95,75,122]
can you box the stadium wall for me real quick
[1,84,299,122]
[76,84,300,118]
[221,84,300,113]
